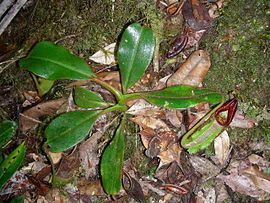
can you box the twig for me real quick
[0,0,28,35]
[0,0,16,17]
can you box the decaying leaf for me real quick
[230,111,257,129]
[97,71,121,91]
[126,99,164,117]
[189,156,220,181]
[89,43,116,65]
[48,152,62,164]
[182,0,212,31]
[158,143,181,167]
[19,98,66,132]
[56,150,80,179]
[242,165,270,193]
[122,171,145,202]
[78,179,105,196]
[218,156,270,200]
[79,132,102,178]
[131,116,170,131]
[167,50,211,87]
[214,130,231,165]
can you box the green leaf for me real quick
[0,120,17,148]
[19,41,94,80]
[118,23,155,93]
[142,85,223,109]
[74,87,112,108]
[0,143,26,189]
[45,110,101,152]
[32,75,54,96]
[101,118,125,195]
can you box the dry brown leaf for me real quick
[89,43,116,65]
[19,98,66,132]
[130,116,170,131]
[165,110,182,128]
[242,165,270,193]
[230,111,257,128]
[218,156,270,200]
[126,99,165,117]
[56,150,80,179]
[167,50,211,87]
[189,156,220,181]
[48,152,62,164]
[79,132,102,178]
[214,130,230,165]
[78,179,105,196]
[97,71,121,91]
[158,143,181,166]
[217,173,270,200]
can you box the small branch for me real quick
[91,77,123,101]
[0,0,28,35]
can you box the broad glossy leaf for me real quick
[101,118,125,195]
[45,110,101,152]
[118,23,155,93]
[74,87,111,108]
[0,143,26,189]
[142,85,222,109]
[19,41,94,80]
[0,120,17,148]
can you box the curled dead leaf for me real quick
[214,130,231,165]
[19,98,66,132]
[89,43,116,65]
[167,50,211,87]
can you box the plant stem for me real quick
[99,103,127,115]
[121,92,143,102]
[90,77,123,101]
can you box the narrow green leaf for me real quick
[45,110,101,152]
[0,143,26,189]
[142,85,223,109]
[118,23,155,93]
[101,118,125,195]
[74,87,111,108]
[19,41,94,80]
[0,120,17,148]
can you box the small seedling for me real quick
[19,23,223,195]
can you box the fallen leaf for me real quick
[56,150,80,179]
[230,111,257,128]
[79,132,102,178]
[122,171,145,202]
[158,143,181,167]
[165,110,182,128]
[97,71,121,91]
[131,116,170,131]
[19,98,66,132]
[126,99,165,117]
[48,152,62,164]
[78,179,105,196]
[22,91,41,107]
[214,130,231,165]
[189,156,220,181]
[167,50,211,87]
[89,43,116,65]
[242,165,270,193]
[218,173,270,201]
[218,156,270,200]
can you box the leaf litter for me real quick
[1,0,269,202]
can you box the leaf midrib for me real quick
[30,56,91,78]
[46,111,99,147]
[124,28,143,91]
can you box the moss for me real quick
[201,0,270,143]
